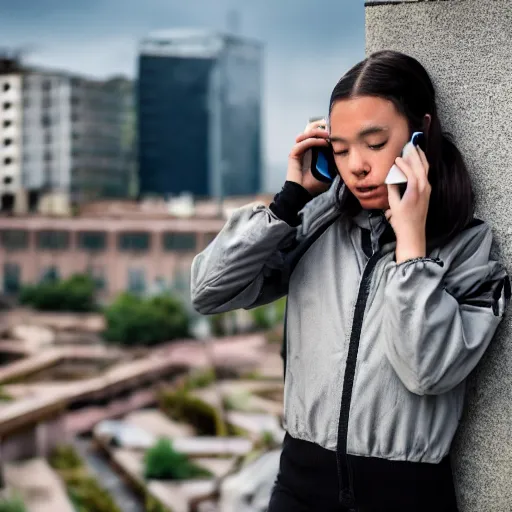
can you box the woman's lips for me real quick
[355,185,382,198]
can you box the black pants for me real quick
[268,433,459,512]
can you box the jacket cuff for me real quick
[269,181,313,227]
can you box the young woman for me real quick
[191,51,510,512]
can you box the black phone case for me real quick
[310,147,338,183]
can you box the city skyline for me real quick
[1,0,365,192]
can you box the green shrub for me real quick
[183,368,215,391]
[49,445,120,512]
[0,495,26,512]
[103,293,189,346]
[19,274,96,312]
[0,387,13,401]
[159,389,227,436]
[144,439,212,480]
[250,305,273,330]
[145,494,172,512]
[274,297,287,323]
[250,297,287,332]
[66,476,121,512]
[49,445,84,471]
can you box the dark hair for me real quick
[329,50,474,247]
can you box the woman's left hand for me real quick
[385,146,431,264]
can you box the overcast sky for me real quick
[1,0,365,191]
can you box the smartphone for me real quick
[385,131,426,185]
[310,146,338,183]
[304,116,338,184]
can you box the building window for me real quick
[118,232,150,252]
[42,97,52,109]
[171,268,190,296]
[3,139,12,147]
[42,80,51,91]
[44,151,52,162]
[127,268,146,294]
[0,229,28,251]
[44,133,52,145]
[36,230,70,250]
[3,176,12,185]
[40,266,59,283]
[162,232,196,252]
[41,115,51,127]
[3,102,12,110]
[87,264,107,291]
[78,231,107,252]
[2,83,10,92]
[3,120,12,128]
[3,157,12,165]
[3,263,21,294]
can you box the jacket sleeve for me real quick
[191,182,313,315]
[382,222,510,396]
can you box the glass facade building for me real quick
[138,30,263,198]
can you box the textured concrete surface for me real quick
[4,458,74,512]
[366,1,512,510]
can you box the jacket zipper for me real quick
[336,212,384,509]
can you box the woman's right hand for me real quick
[287,118,331,197]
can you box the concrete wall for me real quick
[1,425,39,462]
[366,1,511,510]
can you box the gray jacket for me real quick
[191,178,510,464]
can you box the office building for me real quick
[0,57,135,215]
[138,29,263,198]
[0,58,24,214]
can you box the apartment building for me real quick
[0,214,224,303]
[0,57,134,215]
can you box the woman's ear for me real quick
[423,114,432,133]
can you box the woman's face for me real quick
[329,95,410,211]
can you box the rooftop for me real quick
[140,28,262,59]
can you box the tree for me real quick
[19,274,96,312]
[250,297,287,331]
[103,293,189,346]
[144,439,211,480]
[0,496,26,512]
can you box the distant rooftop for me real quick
[140,27,262,59]
[0,53,131,84]
[366,0,426,5]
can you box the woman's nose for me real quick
[353,168,370,179]
[348,150,368,178]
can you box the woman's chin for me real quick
[358,197,390,211]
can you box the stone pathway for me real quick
[125,409,195,438]
[74,437,144,512]
[4,458,74,512]
[226,411,285,442]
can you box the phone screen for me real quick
[316,151,332,180]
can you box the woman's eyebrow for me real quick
[329,126,389,143]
